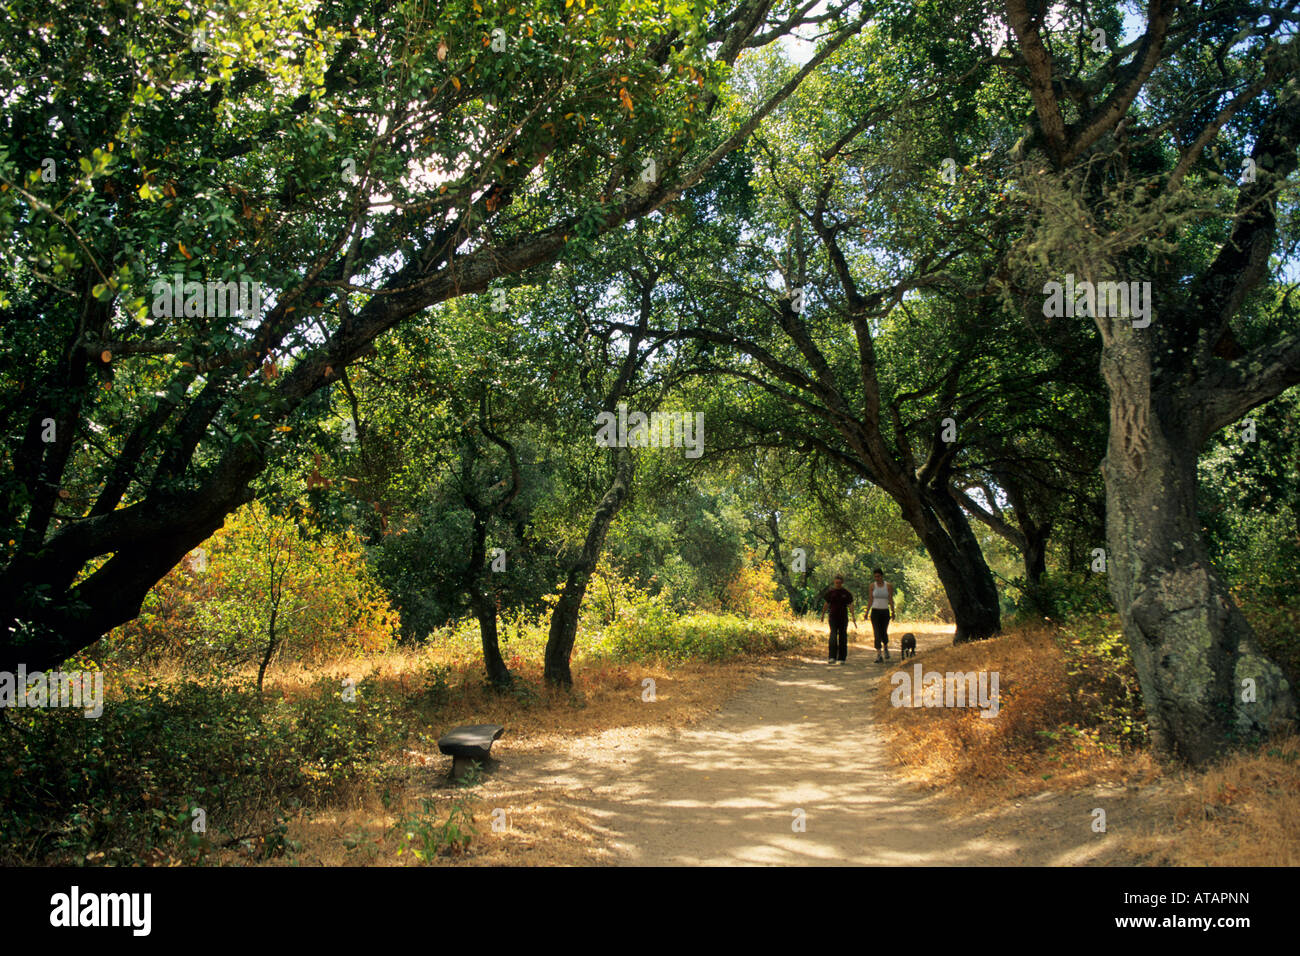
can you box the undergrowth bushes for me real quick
[0,672,413,866]
[596,609,801,662]
[101,500,399,675]
[3,560,802,865]
[423,561,803,667]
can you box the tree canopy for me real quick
[3,0,1298,763]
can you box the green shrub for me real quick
[596,610,803,663]
[1053,615,1148,750]
[419,566,807,669]
[1009,569,1113,623]
[103,500,399,675]
[897,552,952,621]
[394,776,479,862]
[0,674,412,865]
[420,661,453,705]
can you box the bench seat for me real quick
[437,724,504,779]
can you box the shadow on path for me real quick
[487,626,1133,865]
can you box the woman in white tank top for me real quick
[868,568,895,662]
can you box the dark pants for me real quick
[871,608,890,649]
[828,617,848,661]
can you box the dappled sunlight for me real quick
[475,633,1131,865]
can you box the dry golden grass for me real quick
[265,643,810,749]
[238,766,622,867]
[193,620,1300,867]
[873,622,1160,805]
[1124,734,1300,866]
[211,629,822,866]
[872,623,1300,866]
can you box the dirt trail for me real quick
[478,627,1162,865]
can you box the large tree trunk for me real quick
[919,486,1002,641]
[543,447,634,687]
[1000,0,1300,765]
[1102,341,1295,763]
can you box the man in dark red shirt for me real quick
[818,575,856,664]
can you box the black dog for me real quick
[900,633,916,659]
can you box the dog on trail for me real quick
[900,633,917,659]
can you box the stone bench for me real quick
[437,724,504,780]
